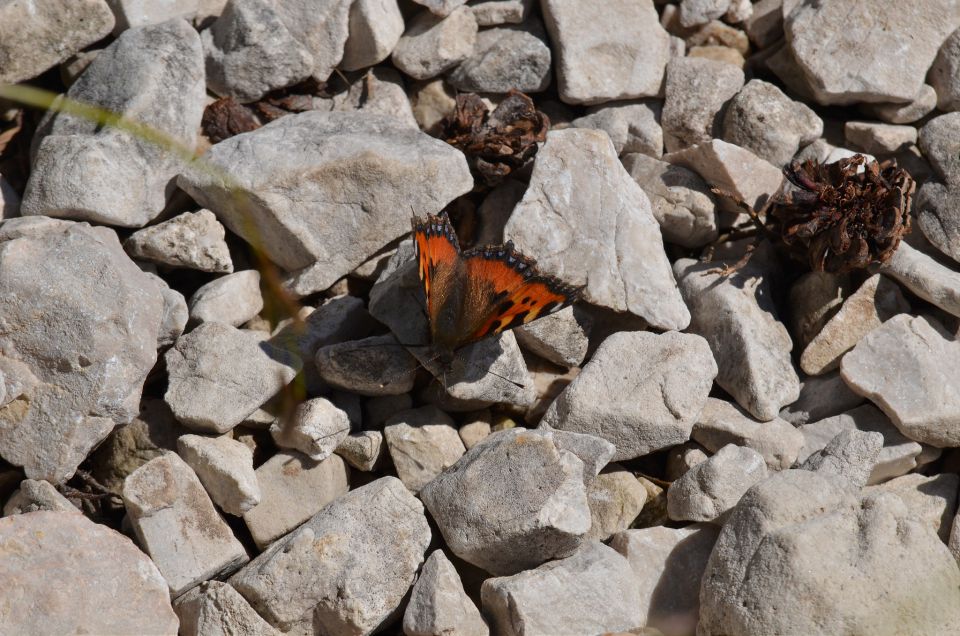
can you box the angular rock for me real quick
[541,0,671,104]
[411,0,468,15]
[0,511,177,634]
[188,270,263,327]
[586,466,647,541]
[469,0,533,26]
[0,0,115,84]
[409,78,457,134]
[662,57,744,152]
[447,20,551,93]
[779,371,864,426]
[420,428,614,575]
[481,541,643,636]
[668,444,768,523]
[340,0,405,71]
[107,0,221,30]
[270,397,351,462]
[572,100,663,157]
[273,0,352,82]
[882,241,960,318]
[845,121,918,155]
[610,524,720,635]
[178,111,472,284]
[744,0,783,48]
[177,434,260,516]
[931,28,960,111]
[866,473,960,542]
[622,152,718,248]
[800,274,910,375]
[513,306,591,368]
[22,20,205,227]
[698,470,960,635]
[506,128,689,330]
[919,112,960,186]
[2,479,78,516]
[123,452,248,596]
[231,477,431,635]
[165,322,302,433]
[841,313,960,447]
[384,406,466,493]
[0,219,164,482]
[241,451,349,549]
[679,0,731,27]
[693,398,804,470]
[392,7,478,80]
[787,271,851,351]
[543,331,717,461]
[800,429,883,489]
[665,442,710,481]
[675,258,799,420]
[861,84,938,124]
[147,272,189,347]
[175,580,280,636]
[316,334,418,396]
[124,209,233,273]
[784,0,959,105]
[329,66,420,130]
[916,181,960,263]
[403,550,489,636]
[722,79,823,166]
[0,175,20,220]
[335,430,384,471]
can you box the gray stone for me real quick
[800,274,910,375]
[175,580,280,636]
[0,175,20,220]
[0,0,114,84]
[481,541,643,636]
[667,444,768,523]
[2,479,78,516]
[0,219,164,483]
[845,121,918,155]
[665,442,710,481]
[610,524,720,636]
[743,0,782,48]
[586,466,647,541]
[916,181,960,263]
[861,84,938,124]
[392,7,477,80]
[679,0,731,27]
[540,0,671,104]
[841,313,960,447]
[107,0,218,30]
[513,306,591,368]
[411,0,468,15]
[882,241,960,318]
[123,452,248,596]
[572,100,663,157]
[693,398,804,470]
[270,397,351,462]
[543,331,717,461]
[22,20,204,227]
[316,334,419,396]
[447,21,551,94]
[340,0,405,71]
[469,0,532,26]
[784,0,960,105]
[384,406,465,493]
[0,511,177,634]
[335,430,384,471]
[675,258,800,421]
[177,434,260,516]
[866,473,959,542]
[722,79,822,166]
[698,470,960,635]
[787,271,851,351]
[403,550,489,636]
[662,57,744,152]
[329,66,419,130]
[622,152,718,248]
[189,270,263,327]
[919,112,960,186]
[506,128,689,330]
[420,428,614,575]
[178,111,472,284]
[800,429,882,489]
[147,273,189,348]
[930,28,960,112]
[124,209,233,273]
[779,371,864,426]
[231,477,431,635]
[164,322,302,433]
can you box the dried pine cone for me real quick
[770,155,915,273]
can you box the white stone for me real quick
[177,434,260,516]
[882,237,960,319]
[469,0,532,26]
[667,444,768,523]
[586,467,648,541]
[124,209,233,273]
[270,397,351,462]
[175,581,280,636]
[391,7,477,80]
[662,56,744,152]
[861,84,938,124]
[335,430,384,471]
[2,479,78,516]
[447,20,552,93]
[513,305,591,368]
[188,270,263,327]
[679,0,731,27]
[315,334,419,396]
[780,371,864,426]
[845,121,919,155]
[572,100,663,157]
[340,0,404,71]
[693,398,804,470]
[919,112,960,186]
[384,406,466,493]
[403,550,489,636]
[800,429,883,489]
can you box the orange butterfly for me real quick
[412,212,581,364]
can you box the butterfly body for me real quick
[412,212,580,364]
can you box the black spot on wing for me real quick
[540,301,559,315]
[504,310,530,330]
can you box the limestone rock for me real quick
[341,0,405,71]
[175,581,280,636]
[177,434,261,516]
[662,57,744,152]
[384,406,466,493]
[513,306,591,368]
[572,101,663,157]
[447,20,552,93]
[188,270,263,327]
[2,479,78,516]
[403,551,489,636]
[693,398,804,470]
[391,7,478,80]
[586,466,648,541]
[270,397,351,462]
[667,444,768,523]
[124,209,233,273]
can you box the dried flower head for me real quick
[440,89,549,187]
[770,155,915,273]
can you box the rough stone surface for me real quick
[447,20,552,93]
[882,242,960,318]
[693,398,804,470]
[403,550,489,636]
[124,209,233,273]
[622,152,718,248]
[0,219,164,483]
[800,429,883,489]
[915,181,960,263]
[675,258,799,421]
[23,20,205,227]
[779,371,864,426]
[316,334,418,396]
[867,473,960,542]
[698,470,960,635]
[335,430,384,471]
[188,270,263,327]
[0,511,178,634]
[586,466,648,541]
[231,477,431,635]
[722,79,822,166]
[384,406,466,493]
[482,541,642,636]
[241,451,349,549]
[270,397,351,462]
[841,313,960,447]
[177,434,260,516]
[861,84,938,124]
[469,0,532,26]
[662,57,744,152]
[175,580,280,636]
[411,0,468,15]
[845,121,918,155]
[665,442,710,481]
[543,331,717,461]
[788,271,850,351]
[514,306,591,368]
[667,444,768,523]
[341,0,405,71]
[149,273,189,347]
[165,322,301,433]
[572,101,663,157]
[919,112,960,186]
[931,28,960,112]
[2,479,78,516]
[123,452,248,596]
[392,7,478,80]
[0,0,115,85]
[420,428,614,575]
[540,0,671,104]
[178,111,472,284]
[505,128,690,330]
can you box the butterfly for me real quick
[412,211,581,365]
